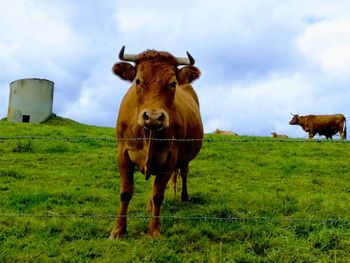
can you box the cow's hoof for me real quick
[181,195,189,202]
[109,232,123,240]
[148,228,161,237]
[109,234,117,240]
[109,228,124,240]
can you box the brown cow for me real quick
[271,132,288,139]
[289,113,347,139]
[109,46,203,238]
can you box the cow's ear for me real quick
[177,66,201,85]
[112,62,136,82]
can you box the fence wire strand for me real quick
[1,213,349,225]
[1,135,350,143]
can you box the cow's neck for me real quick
[143,129,174,180]
[144,131,154,180]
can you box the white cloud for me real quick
[199,73,313,136]
[0,1,81,56]
[321,42,350,75]
[297,17,350,76]
[59,58,127,127]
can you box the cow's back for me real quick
[311,114,345,129]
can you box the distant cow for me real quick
[271,132,288,139]
[289,113,346,139]
[109,46,203,238]
[213,128,238,136]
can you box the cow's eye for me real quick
[135,79,141,85]
[167,81,177,89]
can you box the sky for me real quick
[1,0,350,138]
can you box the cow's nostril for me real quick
[158,113,165,122]
[143,112,150,121]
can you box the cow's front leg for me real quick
[148,172,172,237]
[109,150,134,239]
[308,131,315,139]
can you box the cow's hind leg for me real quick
[110,150,134,239]
[339,127,345,140]
[179,163,190,202]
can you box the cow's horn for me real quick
[291,112,296,116]
[175,51,195,65]
[119,45,137,62]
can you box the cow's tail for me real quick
[344,119,347,140]
[171,169,180,197]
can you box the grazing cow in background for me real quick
[213,128,238,136]
[271,132,288,139]
[289,113,346,140]
[110,46,203,238]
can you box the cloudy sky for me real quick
[1,0,350,137]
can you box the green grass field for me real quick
[1,116,350,262]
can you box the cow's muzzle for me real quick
[139,109,169,131]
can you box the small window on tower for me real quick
[22,115,30,123]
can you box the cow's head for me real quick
[113,46,200,132]
[289,113,300,125]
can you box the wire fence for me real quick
[0,136,117,142]
[1,135,349,184]
[1,135,350,225]
[1,135,349,182]
[1,135,350,143]
[1,213,350,226]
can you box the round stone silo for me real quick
[7,78,54,123]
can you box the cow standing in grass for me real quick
[289,113,346,139]
[110,46,203,238]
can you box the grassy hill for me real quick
[1,117,350,262]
